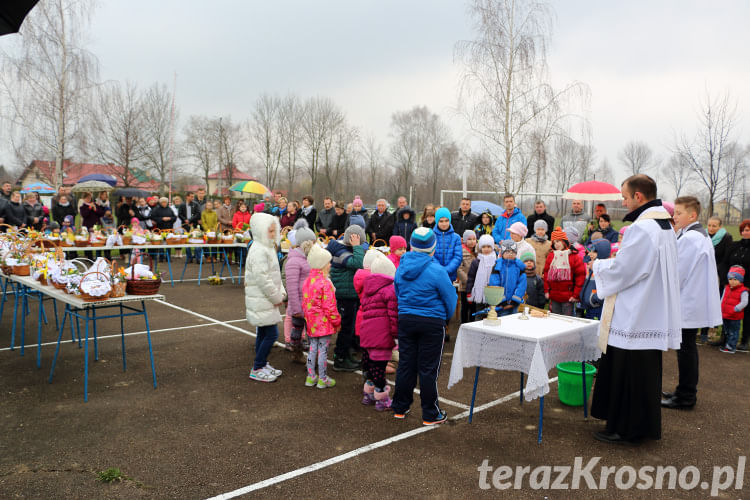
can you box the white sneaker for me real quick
[264,363,282,377]
[249,368,277,383]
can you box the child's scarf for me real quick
[471,252,496,304]
[548,249,571,281]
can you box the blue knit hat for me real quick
[434,207,451,224]
[586,238,611,260]
[410,227,437,253]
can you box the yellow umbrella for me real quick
[228,180,271,196]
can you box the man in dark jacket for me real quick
[151,197,176,230]
[316,197,335,236]
[526,200,555,240]
[116,197,136,227]
[1,191,26,228]
[451,198,478,236]
[366,199,394,244]
[178,192,201,229]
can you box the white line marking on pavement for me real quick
[206,377,562,499]
[0,319,248,352]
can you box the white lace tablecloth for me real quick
[448,313,601,401]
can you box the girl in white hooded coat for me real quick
[245,213,287,382]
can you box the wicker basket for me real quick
[90,239,106,247]
[12,264,30,276]
[122,235,132,245]
[74,240,89,247]
[52,280,67,290]
[110,281,127,298]
[125,255,162,295]
[60,240,74,247]
[39,275,48,286]
[79,270,111,302]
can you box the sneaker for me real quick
[719,346,736,354]
[737,343,749,352]
[305,375,318,387]
[264,363,282,377]
[423,410,448,426]
[284,342,293,352]
[317,376,336,389]
[332,356,359,372]
[249,368,277,382]
[393,409,410,419]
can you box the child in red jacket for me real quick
[358,255,398,411]
[543,227,586,316]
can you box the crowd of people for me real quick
[241,176,746,438]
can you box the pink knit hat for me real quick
[389,235,407,252]
[254,203,265,213]
[509,222,528,238]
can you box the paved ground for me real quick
[1,261,748,499]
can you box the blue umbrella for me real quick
[78,173,117,186]
[21,182,56,194]
[471,200,504,217]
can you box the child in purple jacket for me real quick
[358,255,398,411]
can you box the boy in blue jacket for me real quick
[392,227,457,425]
[579,238,610,319]
[489,240,526,316]
[432,207,463,281]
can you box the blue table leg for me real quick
[120,303,127,371]
[166,249,174,287]
[520,372,524,404]
[40,293,48,324]
[223,248,234,283]
[582,361,588,419]
[0,276,8,322]
[210,247,216,275]
[92,306,99,361]
[197,250,204,286]
[36,289,43,368]
[10,282,19,350]
[52,298,59,331]
[83,308,90,402]
[538,396,544,444]
[19,288,27,356]
[75,315,82,348]
[180,251,188,282]
[468,366,480,423]
[142,301,157,388]
[48,305,70,383]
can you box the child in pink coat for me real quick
[353,249,384,336]
[388,235,407,268]
[302,245,341,389]
[358,255,398,411]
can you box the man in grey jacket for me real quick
[561,199,587,244]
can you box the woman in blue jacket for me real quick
[488,240,527,316]
[432,207,463,282]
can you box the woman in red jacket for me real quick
[543,227,586,316]
[232,201,252,230]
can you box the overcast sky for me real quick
[5,0,750,188]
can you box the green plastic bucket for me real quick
[556,362,597,407]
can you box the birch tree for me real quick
[248,94,284,190]
[183,115,216,190]
[455,0,587,193]
[141,83,179,193]
[0,0,98,187]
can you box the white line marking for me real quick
[207,376,563,499]
[0,319,248,352]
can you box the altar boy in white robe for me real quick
[662,196,722,410]
[590,175,682,445]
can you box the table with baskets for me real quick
[59,242,249,286]
[1,266,164,401]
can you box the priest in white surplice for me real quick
[590,175,682,445]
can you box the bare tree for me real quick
[300,96,342,201]
[216,116,244,194]
[455,0,588,193]
[279,95,303,195]
[661,154,694,198]
[361,133,384,196]
[85,81,146,187]
[140,83,179,193]
[549,135,587,213]
[183,115,216,190]
[0,0,98,187]
[593,158,615,185]
[389,106,430,194]
[425,114,452,203]
[618,140,657,175]
[248,94,284,190]
[674,90,740,217]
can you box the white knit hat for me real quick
[478,234,495,250]
[370,254,396,278]
[307,244,332,269]
[363,248,381,270]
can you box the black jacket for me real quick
[151,205,176,230]
[524,272,546,308]
[24,202,45,229]
[1,200,26,227]
[330,212,348,237]
[720,238,750,289]
[526,211,555,239]
[301,206,317,231]
[451,210,478,237]
[366,210,394,243]
[178,201,201,228]
[117,202,135,227]
[52,203,77,227]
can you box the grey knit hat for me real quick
[343,224,366,245]
[533,219,548,232]
[294,227,316,246]
[500,240,517,255]
[462,229,476,244]
[293,218,309,230]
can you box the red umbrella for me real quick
[563,180,621,201]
